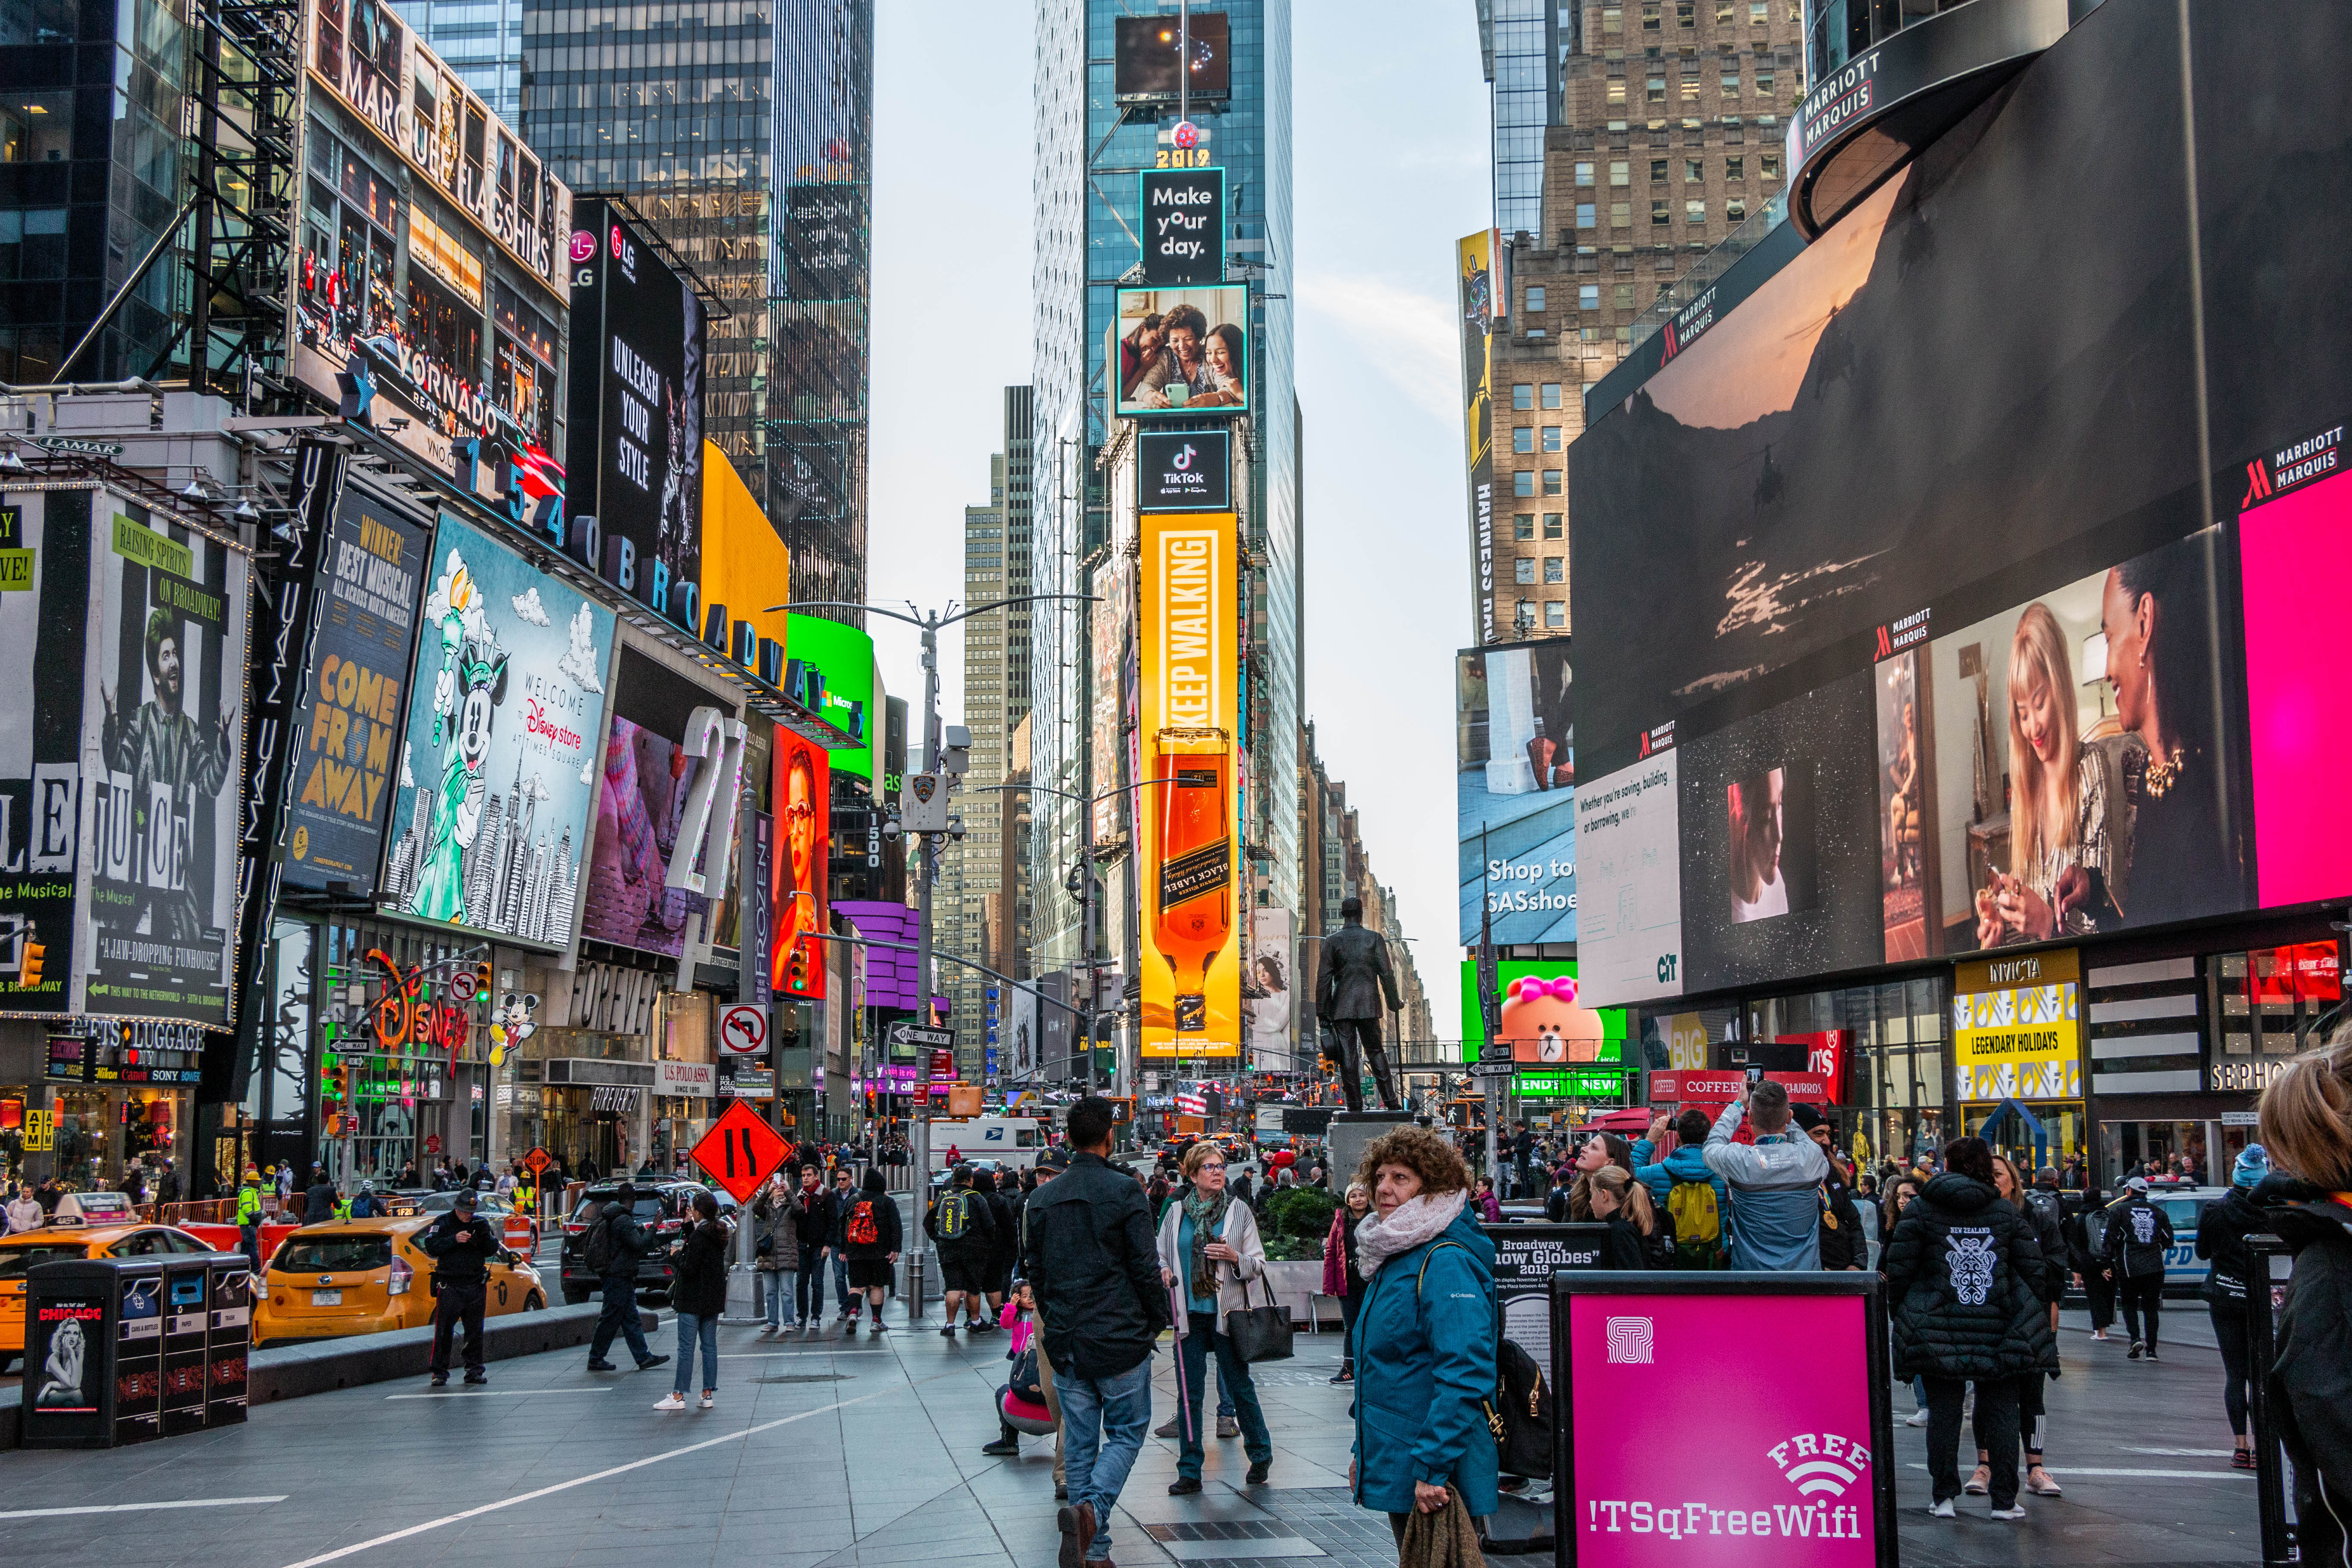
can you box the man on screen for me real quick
[1727,769,1789,923]
[101,608,236,941]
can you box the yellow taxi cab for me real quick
[252,1216,545,1346]
[0,1219,225,1370]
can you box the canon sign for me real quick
[1136,429,1231,512]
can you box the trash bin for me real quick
[21,1252,250,1450]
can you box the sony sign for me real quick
[1136,429,1232,511]
[1138,167,1226,286]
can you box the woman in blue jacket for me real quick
[1347,1127,1498,1540]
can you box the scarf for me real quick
[1355,1189,1467,1281]
[1183,1184,1233,1302]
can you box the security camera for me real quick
[882,819,901,838]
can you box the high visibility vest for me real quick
[236,1185,262,1225]
[334,1194,352,1222]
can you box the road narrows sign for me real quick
[690,1099,791,1202]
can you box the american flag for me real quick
[1176,1088,1208,1117]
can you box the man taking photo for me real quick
[1701,1078,1830,1270]
[1026,1097,1167,1568]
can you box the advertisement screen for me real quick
[770,730,830,1001]
[0,493,90,1015]
[565,197,704,624]
[1458,959,1627,1069]
[1563,3,2352,1003]
[285,489,430,898]
[1458,230,1498,644]
[1457,641,1574,946]
[580,647,740,959]
[1113,286,1250,418]
[1112,12,1231,104]
[1090,553,1132,843]
[1139,511,1240,1058]
[1246,906,1294,1068]
[85,502,252,1026]
[783,612,874,779]
[1137,168,1224,287]
[1562,1285,1890,1568]
[378,513,615,947]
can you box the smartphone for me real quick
[1745,1066,1764,1086]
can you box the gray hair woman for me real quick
[1156,1140,1274,1492]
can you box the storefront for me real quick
[1,1020,205,1194]
[1951,950,2087,1182]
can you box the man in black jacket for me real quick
[419,1189,508,1385]
[301,1164,339,1225]
[585,1185,668,1372]
[790,1165,836,1331]
[1027,1098,1167,1568]
[927,1164,998,1335]
[2101,1176,2175,1360]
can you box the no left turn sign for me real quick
[719,1004,769,1056]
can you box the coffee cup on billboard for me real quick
[1166,382,1190,407]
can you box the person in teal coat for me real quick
[1346,1127,1499,1537]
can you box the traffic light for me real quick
[786,939,810,992]
[19,940,43,990]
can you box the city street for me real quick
[0,1305,2265,1568]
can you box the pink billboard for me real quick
[1563,1289,1888,1568]
[2239,460,2352,909]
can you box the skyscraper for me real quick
[1031,1,1301,1005]
[392,0,527,121]
[520,0,872,609]
[1476,0,1564,241]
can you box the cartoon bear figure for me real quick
[1498,974,1605,1063]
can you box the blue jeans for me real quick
[1060,1357,1152,1561]
[1176,1314,1271,1477]
[833,1250,854,1313]
[796,1245,827,1321]
[589,1272,653,1364]
[762,1271,796,1327]
[673,1310,719,1395]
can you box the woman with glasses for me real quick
[1155,1142,1275,1492]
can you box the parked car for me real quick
[0,1221,226,1372]
[252,1217,545,1346]
[557,1182,701,1306]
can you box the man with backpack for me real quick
[584,1185,669,1372]
[1635,1109,1732,1268]
[836,1168,902,1335]
[927,1163,998,1335]
[1700,1080,1829,1270]
[2101,1175,2175,1360]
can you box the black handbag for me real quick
[1223,1270,1295,1364]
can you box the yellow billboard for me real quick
[698,440,792,654]
[1951,979,2082,1102]
[1139,511,1240,1058]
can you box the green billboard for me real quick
[1458,957,1629,1068]
[787,612,876,780]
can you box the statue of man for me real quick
[1315,896,1404,1113]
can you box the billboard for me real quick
[1139,511,1240,1058]
[1565,3,2352,1006]
[85,502,254,1025]
[1458,230,1498,645]
[377,512,614,947]
[1112,12,1232,104]
[580,646,743,959]
[1089,553,1132,843]
[1458,959,1628,1070]
[284,488,430,899]
[1138,168,1225,287]
[293,0,570,511]
[1136,429,1232,512]
[565,198,704,627]
[1457,640,1575,946]
[1246,907,1294,1068]
[783,612,874,779]
[0,494,92,1015]
[770,729,831,1001]
[1113,286,1250,418]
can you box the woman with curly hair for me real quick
[1345,1127,1497,1540]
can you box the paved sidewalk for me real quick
[0,1296,2267,1568]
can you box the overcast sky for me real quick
[864,1,1491,1040]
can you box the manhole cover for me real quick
[752,1373,855,1384]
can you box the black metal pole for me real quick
[2245,1233,2297,1568]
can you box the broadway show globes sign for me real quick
[1138,512,1239,1058]
[1556,1274,1897,1568]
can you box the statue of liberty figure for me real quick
[407,548,507,923]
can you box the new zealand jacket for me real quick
[1882,1173,2057,1381]
[1024,1152,1170,1380]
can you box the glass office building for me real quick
[1475,0,1563,240]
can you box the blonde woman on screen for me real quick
[1975,603,2113,945]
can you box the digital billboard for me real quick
[1137,168,1225,287]
[1112,12,1232,104]
[770,731,831,1001]
[284,488,430,900]
[1457,640,1575,947]
[86,500,254,1026]
[378,513,614,947]
[1089,552,1133,844]
[0,493,93,1016]
[581,646,744,959]
[1139,511,1240,1058]
[292,0,570,511]
[1458,959,1628,1072]
[1457,230,1498,644]
[1567,2,2352,1006]
[1137,429,1232,512]
[783,612,874,780]
[565,197,704,628]
[1113,286,1250,418]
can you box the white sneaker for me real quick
[1928,1499,1956,1519]
[698,1393,715,1410]
[1991,1506,2027,1521]
[1905,1408,1930,1427]
[653,1393,686,1411]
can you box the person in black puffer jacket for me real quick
[658,1190,732,1412]
[1979,1155,2067,1499]
[2257,1043,2352,1568]
[1882,1137,2055,1520]
[2199,1145,2272,1469]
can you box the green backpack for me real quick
[1667,1177,1726,1269]
[935,1191,973,1240]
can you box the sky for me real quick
[866,0,1493,1041]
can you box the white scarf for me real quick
[1354,1190,1467,1280]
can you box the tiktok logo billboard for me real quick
[1137,429,1232,511]
[1563,1288,1892,1567]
